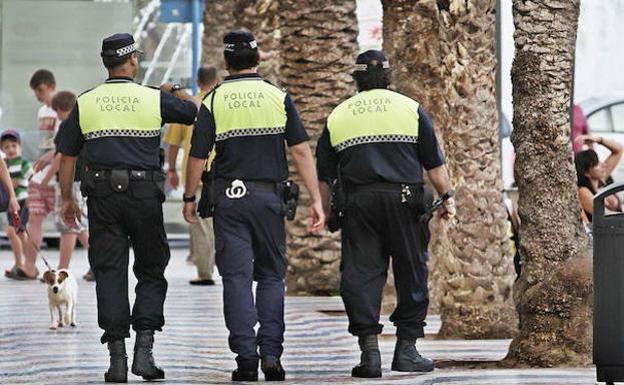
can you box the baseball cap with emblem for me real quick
[223,29,258,52]
[0,129,21,143]
[100,33,144,58]
[353,50,390,73]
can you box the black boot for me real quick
[104,340,128,383]
[261,355,285,381]
[391,338,434,372]
[231,367,258,382]
[131,330,165,380]
[351,335,382,378]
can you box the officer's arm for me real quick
[55,105,83,201]
[417,105,450,196]
[160,90,198,125]
[291,143,322,202]
[185,104,215,198]
[315,126,338,216]
[427,165,451,197]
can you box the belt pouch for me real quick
[110,170,129,193]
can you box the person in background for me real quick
[1,130,33,280]
[51,91,92,281]
[164,65,218,285]
[575,134,623,222]
[572,104,590,153]
[19,69,59,280]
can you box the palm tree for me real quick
[504,0,591,366]
[202,0,235,73]
[279,0,359,295]
[382,0,517,339]
[234,0,281,85]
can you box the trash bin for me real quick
[594,182,624,384]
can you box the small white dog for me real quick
[43,269,78,330]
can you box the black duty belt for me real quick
[219,178,278,193]
[348,182,422,193]
[88,169,162,181]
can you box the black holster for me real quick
[198,169,215,218]
[327,179,346,233]
[281,180,299,221]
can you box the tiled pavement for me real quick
[0,247,596,384]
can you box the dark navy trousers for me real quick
[341,189,430,340]
[213,181,287,369]
[87,181,170,344]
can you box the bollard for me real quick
[594,182,624,385]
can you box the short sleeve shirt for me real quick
[189,73,308,182]
[55,77,198,170]
[316,100,444,185]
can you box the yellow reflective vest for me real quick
[327,88,420,152]
[203,78,287,141]
[77,82,161,140]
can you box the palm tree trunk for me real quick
[504,0,591,366]
[233,0,281,85]
[383,0,517,339]
[202,0,235,74]
[279,0,359,295]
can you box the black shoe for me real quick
[131,330,165,380]
[391,339,434,372]
[189,278,215,286]
[261,356,285,381]
[104,340,128,383]
[231,368,258,381]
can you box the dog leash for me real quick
[12,211,54,272]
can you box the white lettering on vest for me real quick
[347,97,392,116]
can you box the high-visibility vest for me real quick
[77,82,161,140]
[327,88,420,152]
[203,78,287,141]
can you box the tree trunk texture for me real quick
[504,0,592,367]
[383,0,516,339]
[233,0,281,85]
[279,0,359,295]
[202,0,236,75]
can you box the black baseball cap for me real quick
[354,50,390,73]
[223,29,258,52]
[0,129,20,143]
[100,33,144,58]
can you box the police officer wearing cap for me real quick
[184,29,325,382]
[56,33,197,383]
[316,50,455,378]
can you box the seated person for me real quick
[575,135,623,222]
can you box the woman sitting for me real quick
[575,135,623,223]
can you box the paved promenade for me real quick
[0,247,595,384]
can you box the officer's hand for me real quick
[183,202,199,224]
[167,170,180,189]
[61,199,81,228]
[308,200,325,234]
[160,82,175,93]
[441,198,456,220]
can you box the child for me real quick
[19,69,58,280]
[1,130,33,280]
[51,91,92,281]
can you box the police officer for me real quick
[56,33,197,383]
[183,29,325,382]
[316,50,455,378]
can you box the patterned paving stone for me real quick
[0,248,596,384]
